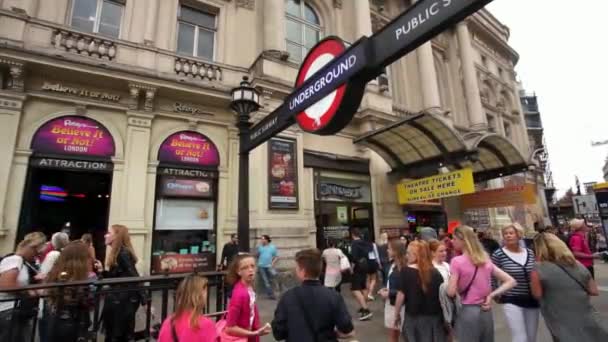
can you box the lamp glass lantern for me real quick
[231,76,261,114]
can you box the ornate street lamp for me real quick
[230,76,260,252]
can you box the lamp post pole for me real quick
[231,76,260,252]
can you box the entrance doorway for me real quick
[18,167,112,259]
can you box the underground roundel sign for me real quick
[294,37,366,135]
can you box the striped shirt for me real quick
[491,247,539,308]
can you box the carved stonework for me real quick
[235,0,255,10]
[128,83,157,112]
[371,14,385,33]
[144,88,156,112]
[333,0,343,9]
[0,58,25,92]
[127,115,152,128]
[262,49,289,61]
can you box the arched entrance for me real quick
[151,130,220,274]
[18,115,116,257]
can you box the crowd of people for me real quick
[1,219,607,342]
[0,224,142,342]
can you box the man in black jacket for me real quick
[272,249,354,342]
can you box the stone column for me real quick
[156,0,179,50]
[0,91,26,237]
[353,0,372,37]
[457,22,486,130]
[121,112,153,228]
[263,0,286,57]
[143,0,159,46]
[417,45,441,109]
[128,0,146,43]
[411,0,441,110]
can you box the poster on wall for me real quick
[159,177,214,198]
[31,116,115,157]
[155,198,215,230]
[268,138,298,209]
[158,131,219,167]
[151,253,214,273]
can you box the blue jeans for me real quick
[258,267,275,297]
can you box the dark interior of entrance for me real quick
[18,167,112,260]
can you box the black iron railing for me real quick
[0,271,226,341]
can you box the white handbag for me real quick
[339,254,351,272]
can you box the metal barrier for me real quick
[0,271,226,341]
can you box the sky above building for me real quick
[487,0,608,196]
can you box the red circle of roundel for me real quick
[295,38,347,133]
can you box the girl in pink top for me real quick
[224,254,271,342]
[158,275,218,342]
[447,226,515,342]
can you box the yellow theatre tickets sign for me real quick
[397,169,475,204]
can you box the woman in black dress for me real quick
[102,224,143,341]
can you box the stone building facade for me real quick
[0,0,537,273]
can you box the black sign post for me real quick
[233,0,494,250]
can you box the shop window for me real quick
[70,0,124,38]
[285,0,321,63]
[177,5,217,60]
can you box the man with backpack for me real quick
[271,248,354,342]
[349,228,373,321]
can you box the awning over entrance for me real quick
[353,112,472,178]
[464,133,528,182]
[354,112,529,181]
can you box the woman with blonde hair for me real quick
[447,226,516,342]
[394,240,446,342]
[378,239,407,342]
[531,233,608,341]
[158,275,218,342]
[102,224,143,342]
[0,233,46,342]
[491,224,539,342]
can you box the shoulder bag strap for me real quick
[294,287,320,342]
[460,266,479,298]
[555,263,589,294]
[170,317,179,342]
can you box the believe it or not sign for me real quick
[159,177,214,198]
[158,131,219,167]
[31,116,116,158]
[41,82,121,102]
[397,168,474,204]
[460,184,537,210]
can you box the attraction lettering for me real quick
[35,158,110,171]
[159,168,217,179]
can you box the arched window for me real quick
[285,0,321,63]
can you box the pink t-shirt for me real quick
[450,254,494,305]
[158,312,218,342]
[569,231,593,267]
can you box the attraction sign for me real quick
[244,0,493,153]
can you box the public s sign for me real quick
[244,0,493,153]
[293,37,367,134]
